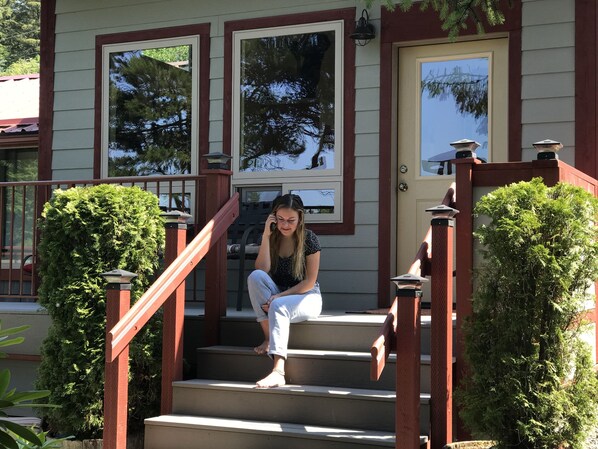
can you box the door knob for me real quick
[398,182,408,192]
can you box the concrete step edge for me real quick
[197,345,433,363]
[145,414,428,446]
[172,379,431,403]
[219,313,439,328]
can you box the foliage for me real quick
[363,0,512,39]
[0,0,39,74]
[1,55,39,76]
[0,322,56,449]
[458,178,598,449]
[15,431,70,449]
[35,185,165,439]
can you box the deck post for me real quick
[453,158,480,440]
[393,275,424,449]
[160,211,191,414]
[204,168,232,346]
[428,206,457,449]
[102,269,136,449]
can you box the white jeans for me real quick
[247,269,322,359]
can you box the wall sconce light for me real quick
[350,9,376,46]
[202,152,232,170]
[533,139,562,160]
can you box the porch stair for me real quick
[144,312,443,449]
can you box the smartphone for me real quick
[270,221,277,232]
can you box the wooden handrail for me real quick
[370,182,455,380]
[106,192,239,363]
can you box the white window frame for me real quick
[100,36,200,178]
[235,181,341,223]
[287,181,341,223]
[231,21,344,223]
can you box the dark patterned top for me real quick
[271,229,321,290]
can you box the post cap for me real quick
[162,210,192,224]
[450,138,480,159]
[100,269,138,284]
[391,273,428,290]
[425,204,459,218]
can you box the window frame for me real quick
[231,21,344,181]
[224,9,355,235]
[94,24,211,179]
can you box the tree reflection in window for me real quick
[239,31,336,173]
[419,58,489,176]
[108,45,193,177]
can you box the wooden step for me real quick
[196,346,433,393]
[185,310,455,356]
[144,415,429,449]
[171,379,431,434]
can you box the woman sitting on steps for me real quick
[247,194,323,388]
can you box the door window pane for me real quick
[238,31,336,173]
[420,57,488,176]
[108,44,193,177]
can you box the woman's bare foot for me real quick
[255,369,286,388]
[254,340,269,355]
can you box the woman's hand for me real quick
[264,214,277,238]
[261,294,279,312]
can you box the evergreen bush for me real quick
[35,185,165,439]
[458,178,598,449]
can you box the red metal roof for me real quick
[0,74,39,134]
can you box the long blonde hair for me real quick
[269,194,306,280]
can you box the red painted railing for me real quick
[370,182,456,449]
[103,172,239,449]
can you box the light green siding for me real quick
[521,0,575,164]
[52,0,381,310]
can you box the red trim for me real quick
[94,23,211,179]
[38,0,56,181]
[377,4,522,307]
[4,353,41,362]
[0,135,38,149]
[223,8,356,235]
[0,74,39,81]
[575,0,598,179]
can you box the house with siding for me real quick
[2,0,597,447]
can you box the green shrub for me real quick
[458,178,598,449]
[35,185,165,439]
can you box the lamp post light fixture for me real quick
[533,139,563,160]
[100,269,138,286]
[425,204,459,219]
[450,138,480,159]
[162,210,192,225]
[391,273,428,291]
[202,152,232,170]
[350,9,376,46]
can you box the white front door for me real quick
[396,38,509,275]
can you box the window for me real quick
[420,56,490,176]
[97,25,211,179]
[226,9,355,231]
[101,37,199,177]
